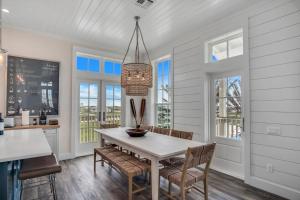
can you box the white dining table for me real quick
[95,127,205,200]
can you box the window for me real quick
[105,84,121,125]
[104,60,122,75]
[76,55,100,72]
[156,59,171,128]
[207,29,243,63]
[214,75,242,140]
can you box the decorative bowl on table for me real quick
[126,128,148,137]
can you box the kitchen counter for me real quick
[0,128,52,162]
[5,124,60,131]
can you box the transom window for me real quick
[104,60,122,76]
[214,75,242,140]
[207,29,243,63]
[76,55,100,72]
[75,53,122,76]
[156,59,171,128]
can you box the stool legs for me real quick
[21,174,57,200]
[49,174,58,200]
[20,180,23,200]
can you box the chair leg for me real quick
[180,185,186,200]
[128,176,133,200]
[148,172,151,185]
[93,151,96,173]
[101,156,104,167]
[204,178,208,200]
[168,181,172,194]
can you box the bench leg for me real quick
[204,178,208,200]
[128,176,133,200]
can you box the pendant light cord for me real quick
[122,16,151,65]
[138,25,152,65]
[0,0,2,49]
[135,20,139,63]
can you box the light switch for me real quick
[266,127,281,136]
[266,163,273,173]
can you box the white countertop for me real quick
[95,127,205,159]
[0,128,52,162]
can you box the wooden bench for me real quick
[94,146,151,200]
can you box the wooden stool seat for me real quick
[19,154,61,180]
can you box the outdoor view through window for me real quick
[156,59,171,128]
[215,75,242,140]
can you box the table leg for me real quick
[151,159,160,200]
[100,133,105,147]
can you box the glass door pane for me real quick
[79,82,99,144]
[214,75,242,140]
[104,83,121,125]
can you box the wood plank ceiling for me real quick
[2,0,261,52]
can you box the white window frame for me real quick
[154,55,173,128]
[206,29,243,63]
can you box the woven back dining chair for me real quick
[100,123,119,129]
[152,126,171,135]
[160,143,216,200]
[140,125,153,132]
[170,129,193,140]
[160,130,194,167]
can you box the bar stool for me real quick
[18,154,62,200]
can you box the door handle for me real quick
[242,118,245,132]
[103,112,106,122]
[98,112,101,121]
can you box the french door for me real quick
[75,80,122,156]
[210,72,245,178]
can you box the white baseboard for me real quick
[246,176,300,200]
[59,153,75,161]
[210,164,244,180]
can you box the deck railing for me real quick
[216,117,241,140]
[79,113,121,144]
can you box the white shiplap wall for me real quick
[150,0,300,199]
[173,45,206,141]
[248,0,300,199]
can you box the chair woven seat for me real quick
[160,166,204,186]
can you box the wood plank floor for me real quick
[22,156,287,200]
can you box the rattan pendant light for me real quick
[121,16,152,96]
